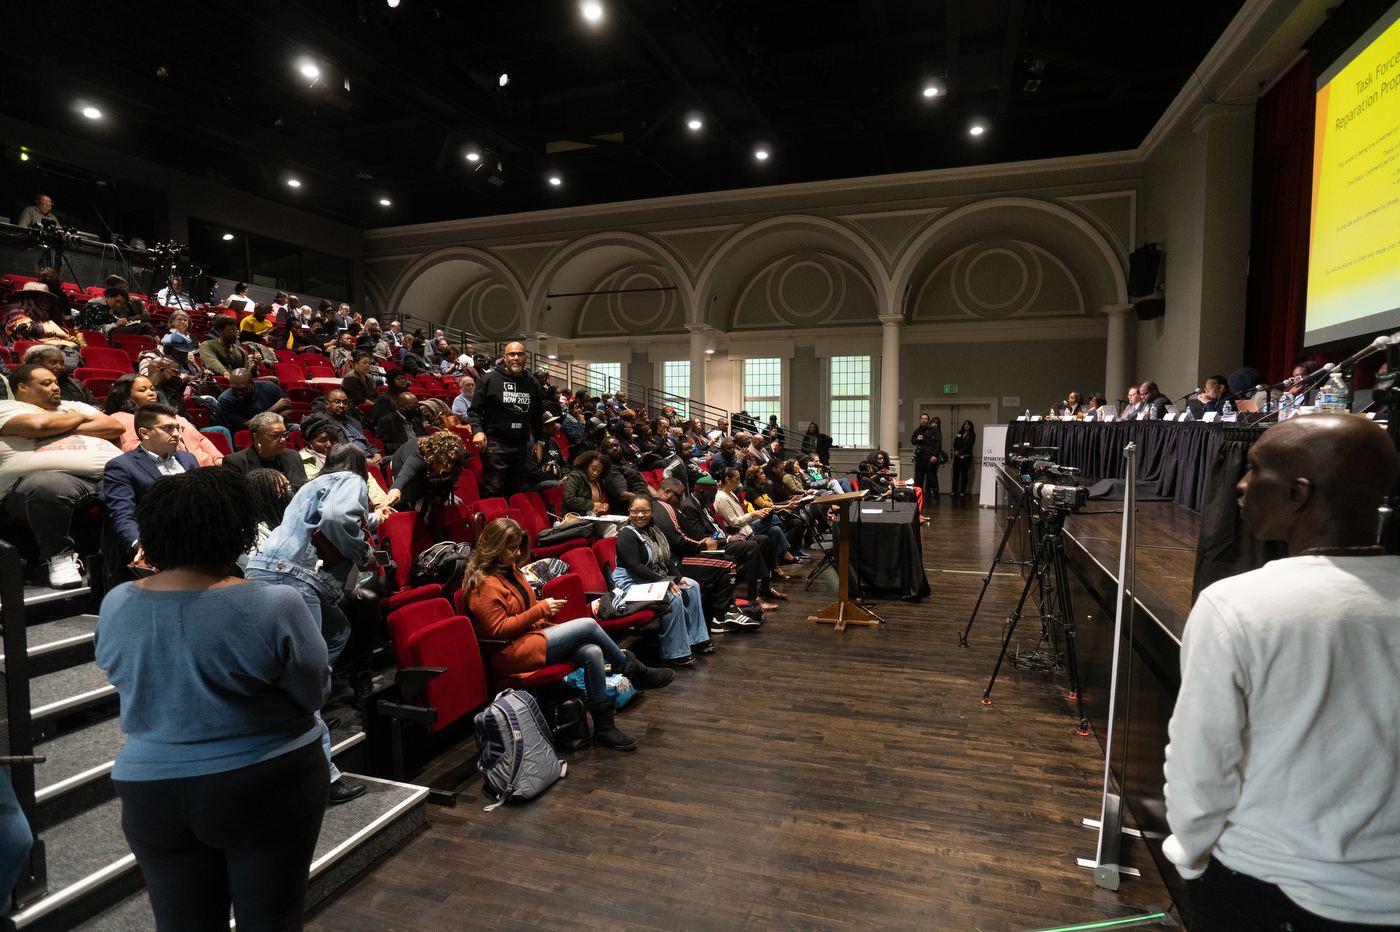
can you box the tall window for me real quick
[662,360,690,418]
[587,363,621,395]
[829,356,871,447]
[743,358,782,424]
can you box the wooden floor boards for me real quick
[307,497,1179,932]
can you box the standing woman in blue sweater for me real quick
[95,467,331,930]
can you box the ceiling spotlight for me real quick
[300,63,320,80]
[387,0,400,6]
[20,153,29,161]
[688,118,703,130]
[754,147,770,161]
[548,175,562,186]
[466,151,481,162]
[82,107,102,119]
[379,198,392,206]
[222,233,234,241]
[969,125,985,136]
[498,73,509,88]
[287,178,301,187]
[922,85,939,98]
[705,348,715,354]
[581,1,603,22]
[547,354,558,359]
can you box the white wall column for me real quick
[521,330,548,361]
[1102,305,1135,405]
[878,314,902,463]
[686,323,712,406]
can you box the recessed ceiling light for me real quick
[300,63,320,80]
[20,153,29,161]
[379,198,391,206]
[466,151,480,162]
[705,348,715,354]
[923,86,939,98]
[754,148,769,161]
[387,0,400,7]
[548,354,558,359]
[688,118,703,130]
[498,73,509,88]
[548,175,562,186]
[222,233,234,241]
[82,107,101,119]
[287,178,301,187]
[969,125,985,136]
[581,1,603,22]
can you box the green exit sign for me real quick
[943,384,959,394]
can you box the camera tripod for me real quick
[958,476,1040,648]
[979,506,1090,736]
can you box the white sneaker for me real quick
[48,551,84,589]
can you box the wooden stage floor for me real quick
[307,499,1182,932]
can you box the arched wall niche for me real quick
[388,247,527,338]
[529,233,694,337]
[695,216,892,330]
[893,198,1127,324]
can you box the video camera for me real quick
[1006,444,1088,512]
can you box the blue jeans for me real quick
[543,618,626,703]
[754,516,791,557]
[0,769,32,899]
[657,578,709,660]
[244,571,346,781]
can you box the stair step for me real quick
[67,775,428,932]
[20,582,92,608]
[30,664,116,724]
[4,614,99,677]
[11,798,139,931]
[35,718,125,803]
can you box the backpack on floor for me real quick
[474,689,566,811]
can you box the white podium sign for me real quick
[978,426,1008,508]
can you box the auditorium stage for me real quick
[304,501,1181,932]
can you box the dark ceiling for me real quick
[1,0,1245,230]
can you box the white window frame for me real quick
[828,355,871,448]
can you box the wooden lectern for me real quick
[807,491,881,632]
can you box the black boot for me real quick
[587,700,636,751]
[621,649,674,690]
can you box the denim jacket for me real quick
[245,472,371,600]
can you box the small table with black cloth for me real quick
[841,500,930,602]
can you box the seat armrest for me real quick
[476,638,511,655]
[395,666,446,701]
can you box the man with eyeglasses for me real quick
[468,340,545,499]
[102,403,200,582]
[222,411,308,491]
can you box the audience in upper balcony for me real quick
[77,286,158,339]
[0,363,125,587]
[155,277,197,312]
[18,194,61,229]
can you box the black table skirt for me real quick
[842,502,931,602]
[1005,420,1280,605]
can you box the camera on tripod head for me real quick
[29,220,70,251]
[1030,463,1088,512]
[146,241,189,263]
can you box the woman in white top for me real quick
[713,466,798,568]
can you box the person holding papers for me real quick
[613,494,713,668]
[464,517,672,752]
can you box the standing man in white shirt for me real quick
[0,364,125,586]
[1164,414,1400,931]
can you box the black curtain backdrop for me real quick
[1005,420,1279,605]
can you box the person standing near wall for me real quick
[911,414,942,505]
[468,341,544,500]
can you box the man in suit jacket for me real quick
[375,391,430,456]
[102,404,200,581]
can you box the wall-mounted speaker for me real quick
[1135,297,1166,321]
[1127,243,1162,298]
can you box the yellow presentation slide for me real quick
[1308,8,1400,348]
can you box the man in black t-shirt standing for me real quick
[468,341,544,499]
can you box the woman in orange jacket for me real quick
[463,517,673,750]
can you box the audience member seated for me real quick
[400,339,434,377]
[450,374,476,419]
[218,368,292,434]
[464,517,672,751]
[384,431,469,513]
[1137,381,1170,419]
[613,494,715,667]
[25,344,97,405]
[662,438,703,496]
[245,443,384,804]
[651,477,757,628]
[341,353,378,408]
[522,413,567,494]
[237,304,275,345]
[1163,415,1400,930]
[328,332,357,374]
[715,466,797,573]
[372,370,412,423]
[676,475,781,610]
[94,468,331,929]
[101,403,200,583]
[160,311,202,375]
[298,416,391,518]
[139,355,192,416]
[77,286,158,338]
[199,317,259,378]
[562,450,613,516]
[103,374,223,466]
[154,276,197,312]
[0,364,124,587]
[707,437,742,481]
[320,389,381,463]
[6,284,84,363]
[222,412,308,491]
[600,436,651,512]
[376,391,430,456]
[223,281,254,311]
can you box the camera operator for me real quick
[155,276,197,313]
[18,194,61,229]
